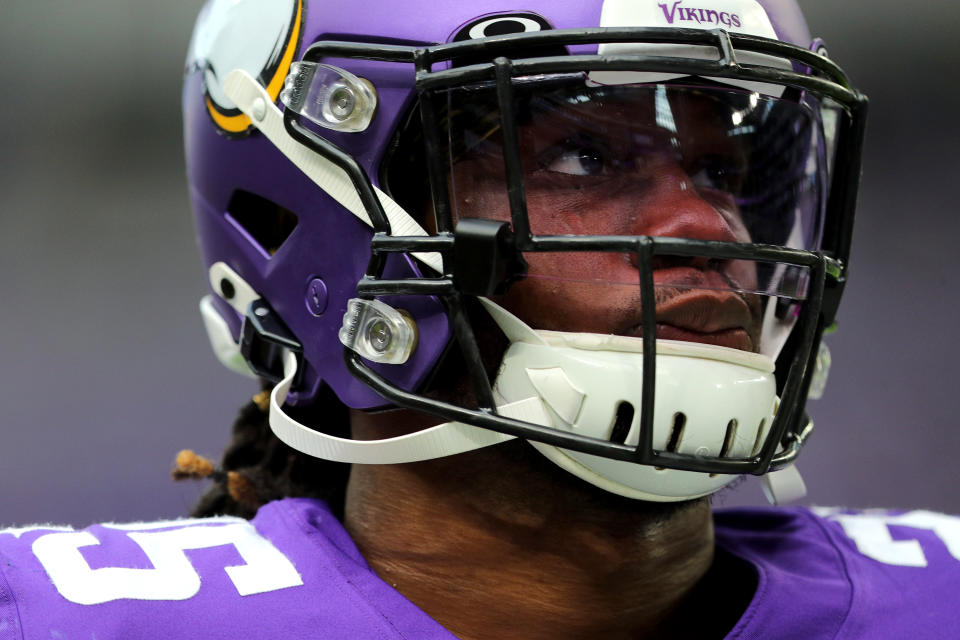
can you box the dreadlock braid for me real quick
[173,383,351,520]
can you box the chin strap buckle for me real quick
[240,299,304,384]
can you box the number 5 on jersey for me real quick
[32,521,303,605]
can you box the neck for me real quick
[344,409,740,640]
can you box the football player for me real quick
[2,1,958,638]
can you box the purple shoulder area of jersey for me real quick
[714,506,960,640]
[0,499,456,639]
[0,551,22,640]
[3,501,957,639]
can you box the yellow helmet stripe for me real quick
[207,0,304,134]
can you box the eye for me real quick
[537,136,614,176]
[546,150,606,176]
[690,155,743,193]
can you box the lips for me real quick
[653,323,755,351]
[623,267,761,352]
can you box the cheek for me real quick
[728,260,759,290]
[452,161,511,222]
[525,251,629,279]
[454,184,510,222]
[494,253,639,333]
[524,181,651,235]
[697,189,751,242]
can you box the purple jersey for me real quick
[716,506,960,639]
[0,499,455,639]
[2,500,958,639]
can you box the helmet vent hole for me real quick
[655,412,687,471]
[609,401,634,444]
[752,419,767,456]
[719,419,738,459]
[225,190,299,259]
[666,412,687,453]
[710,419,739,478]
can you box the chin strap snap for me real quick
[268,352,547,464]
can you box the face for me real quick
[449,83,766,352]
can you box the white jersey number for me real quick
[816,509,960,567]
[32,521,303,605]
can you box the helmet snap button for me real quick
[252,97,267,122]
[306,278,329,316]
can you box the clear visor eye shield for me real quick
[227,27,867,490]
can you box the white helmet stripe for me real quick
[223,69,443,273]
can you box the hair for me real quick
[173,384,351,520]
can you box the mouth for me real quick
[651,324,755,351]
[623,280,760,352]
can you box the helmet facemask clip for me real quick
[452,218,527,296]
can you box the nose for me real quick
[638,161,743,242]
[625,161,746,269]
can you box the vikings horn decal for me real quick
[452,13,553,41]
[187,0,304,135]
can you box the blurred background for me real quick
[1,0,957,526]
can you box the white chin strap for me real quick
[267,299,807,504]
[269,351,535,464]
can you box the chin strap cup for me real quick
[761,463,807,505]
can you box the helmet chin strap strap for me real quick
[222,68,443,273]
[761,463,808,505]
[268,352,546,464]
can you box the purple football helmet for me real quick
[183,0,867,502]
